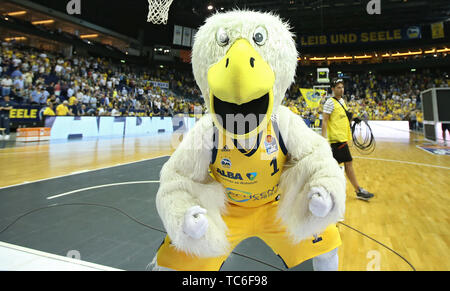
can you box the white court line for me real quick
[70,170,90,175]
[0,241,121,271]
[0,155,169,190]
[353,156,450,170]
[47,181,160,200]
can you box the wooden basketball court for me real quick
[0,131,448,271]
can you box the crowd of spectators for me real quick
[283,69,449,129]
[0,41,206,118]
[1,41,449,132]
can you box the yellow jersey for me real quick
[68,96,77,106]
[327,98,352,143]
[56,104,69,116]
[43,107,55,116]
[210,120,288,208]
[417,112,423,123]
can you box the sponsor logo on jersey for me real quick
[312,234,323,244]
[221,145,230,152]
[221,158,232,168]
[216,168,243,180]
[246,172,257,181]
[226,184,279,203]
[226,188,251,203]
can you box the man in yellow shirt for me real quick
[56,101,73,116]
[43,102,56,116]
[416,111,424,130]
[321,79,374,201]
[68,95,77,106]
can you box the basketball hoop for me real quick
[147,0,174,25]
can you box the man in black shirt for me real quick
[70,99,82,116]
[0,95,16,140]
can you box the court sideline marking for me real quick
[353,156,450,170]
[0,155,170,190]
[47,181,160,200]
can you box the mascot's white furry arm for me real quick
[276,106,346,243]
[155,10,346,259]
[156,115,231,257]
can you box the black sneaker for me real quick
[356,187,374,201]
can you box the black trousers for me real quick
[0,115,10,135]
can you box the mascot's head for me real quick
[192,10,298,139]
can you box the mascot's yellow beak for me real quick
[207,39,275,139]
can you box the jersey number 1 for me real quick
[270,157,279,176]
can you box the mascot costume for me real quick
[151,10,346,271]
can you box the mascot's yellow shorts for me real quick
[156,199,341,271]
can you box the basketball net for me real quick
[147,0,174,25]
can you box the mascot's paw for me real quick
[182,205,209,239]
[308,187,334,218]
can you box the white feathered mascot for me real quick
[152,10,346,271]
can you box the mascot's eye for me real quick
[253,26,267,46]
[216,28,229,46]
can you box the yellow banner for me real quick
[300,88,326,108]
[431,22,444,39]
